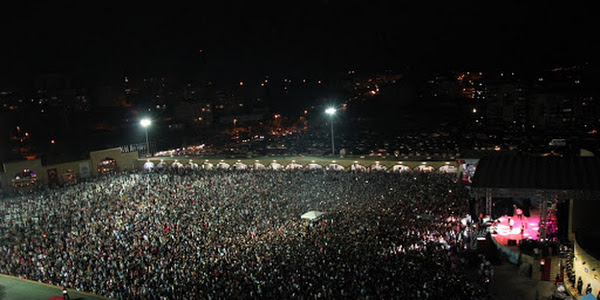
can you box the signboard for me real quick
[79,162,91,178]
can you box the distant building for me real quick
[484,80,528,129]
[90,86,121,107]
[173,101,213,126]
[474,65,598,132]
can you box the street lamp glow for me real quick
[325,107,336,115]
[140,118,151,127]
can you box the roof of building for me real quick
[471,155,600,191]
[577,230,600,262]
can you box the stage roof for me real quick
[471,155,600,191]
[577,230,600,261]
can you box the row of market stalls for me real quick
[11,169,38,188]
[10,157,117,190]
[11,168,79,189]
[143,160,459,173]
[8,158,464,190]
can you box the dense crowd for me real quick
[0,169,491,299]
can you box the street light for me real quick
[140,118,151,157]
[325,107,336,156]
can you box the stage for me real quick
[489,208,542,249]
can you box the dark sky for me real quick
[1,1,598,86]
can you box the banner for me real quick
[47,168,59,184]
[79,162,91,178]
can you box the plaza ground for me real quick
[0,274,108,300]
[489,260,555,300]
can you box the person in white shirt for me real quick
[62,286,70,300]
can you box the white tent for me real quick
[305,163,323,170]
[186,162,199,170]
[171,161,184,169]
[286,162,304,170]
[350,163,367,171]
[268,162,283,170]
[231,162,248,170]
[202,162,214,170]
[252,162,266,170]
[157,161,166,170]
[439,165,457,173]
[143,161,155,171]
[370,164,387,171]
[216,162,230,170]
[326,163,345,171]
[301,210,325,221]
[414,165,435,172]
[392,164,411,173]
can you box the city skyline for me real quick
[1,1,599,164]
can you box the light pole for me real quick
[140,118,151,157]
[325,107,336,156]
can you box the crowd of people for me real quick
[0,168,492,299]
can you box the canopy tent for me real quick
[156,161,166,170]
[268,162,283,170]
[301,210,325,221]
[370,164,387,171]
[143,161,155,171]
[186,161,199,170]
[171,161,184,169]
[216,162,230,170]
[305,163,323,170]
[202,162,214,170]
[392,164,411,173]
[252,162,266,170]
[231,162,248,170]
[350,163,367,171]
[439,165,457,173]
[414,165,435,172]
[326,163,345,171]
[286,162,303,170]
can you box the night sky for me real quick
[1,1,598,86]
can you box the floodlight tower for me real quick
[325,107,336,156]
[140,118,151,157]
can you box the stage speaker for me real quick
[508,239,517,246]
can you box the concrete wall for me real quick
[573,239,600,295]
[1,158,45,190]
[0,148,140,192]
[1,159,90,188]
[89,148,140,176]
[45,160,90,184]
